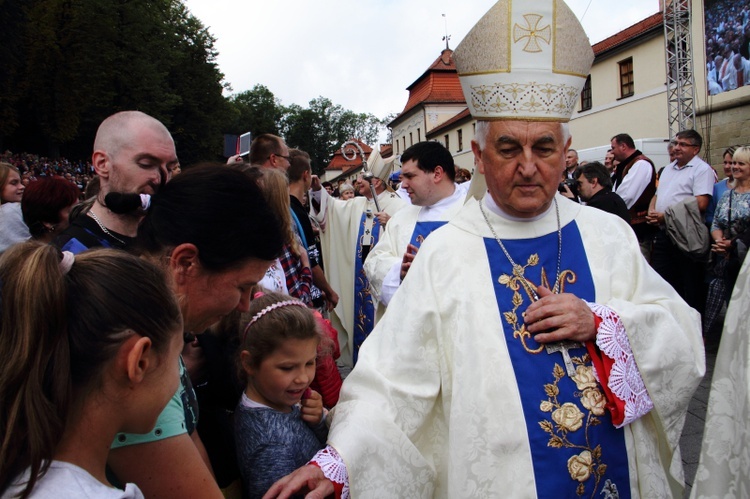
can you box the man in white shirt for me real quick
[646,129,715,313]
[611,133,657,258]
[364,141,465,309]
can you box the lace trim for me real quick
[587,302,654,427]
[309,445,349,499]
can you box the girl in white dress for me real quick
[0,242,183,498]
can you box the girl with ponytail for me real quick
[0,242,183,498]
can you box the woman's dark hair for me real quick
[21,177,80,237]
[723,146,738,159]
[122,164,284,271]
[0,242,181,498]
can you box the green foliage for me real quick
[278,96,384,175]
[0,0,26,142]
[228,84,284,137]
[1,0,391,167]
[2,0,230,163]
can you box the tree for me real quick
[3,0,230,162]
[335,110,382,147]
[227,84,284,137]
[281,97,385,175]
[0,0,27,149]
[281,98,333,174]
[380,112,398,144]
[163,0,233,164]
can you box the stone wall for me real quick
[697,94,750,171]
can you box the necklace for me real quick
[88,209,127,246]
[480,199,584,376]
[479,198,563,296]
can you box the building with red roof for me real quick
[388,49,467,160]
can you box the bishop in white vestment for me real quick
[325,194,703,498]
[264,1,704,497]
[310,155,406,367]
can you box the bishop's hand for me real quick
[262,465,333,499]
[524,286,596,343]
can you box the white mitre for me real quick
[368,149,398,192]
[453,0,594,122]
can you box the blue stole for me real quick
[408,221,447,248]
[484,222,630,498]
[352,211,381,365]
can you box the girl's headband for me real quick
[242,300,307,342]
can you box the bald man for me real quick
[55,110,178,252]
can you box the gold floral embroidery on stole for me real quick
[539,357,618,497]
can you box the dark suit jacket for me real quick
[585,189,631,224]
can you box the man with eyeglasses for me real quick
[646,129,715,313]
[248,133,291,171]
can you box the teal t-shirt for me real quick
[112,356,199,448]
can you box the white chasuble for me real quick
[364,188,465,314]
[691,255,750,498]
[310,190,406,367]
[328,194,704,498]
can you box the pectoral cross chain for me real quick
[545,340,583,377]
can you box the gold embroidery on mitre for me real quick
[497,254,576,354]
[513,13,551,53]
[468,81,581,117]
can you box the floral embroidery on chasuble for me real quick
[353,211,381,365]
[409,221,447,248]
[484,221,630,498]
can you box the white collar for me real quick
[483,192,555,223]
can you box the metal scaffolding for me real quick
[663,0,696,139]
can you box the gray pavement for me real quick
[680,344,719,498]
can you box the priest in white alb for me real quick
[309,149,406,368]
[691,255,750,498]
[266,1,704,498]
[364,141,466,315]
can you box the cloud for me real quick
[185,0,660,122]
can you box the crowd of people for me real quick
[557,134,750,344]
[0,0,748,498]
[705,0,750,94]
[0,151,95,193]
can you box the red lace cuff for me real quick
[585,303,654,428]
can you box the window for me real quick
[396,140,399,154]
[444,134,450,151]
[417,129,421,142]
[410,132,413,146]
[403,137,406,151]
[457,129,463,151]
[580,75,592,111]
[619,58,634,98]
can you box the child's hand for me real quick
[300,389,324,425]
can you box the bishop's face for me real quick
[472,121,569,219]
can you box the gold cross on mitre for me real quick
[513,13,551,53]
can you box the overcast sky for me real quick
[184,0,661,121]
